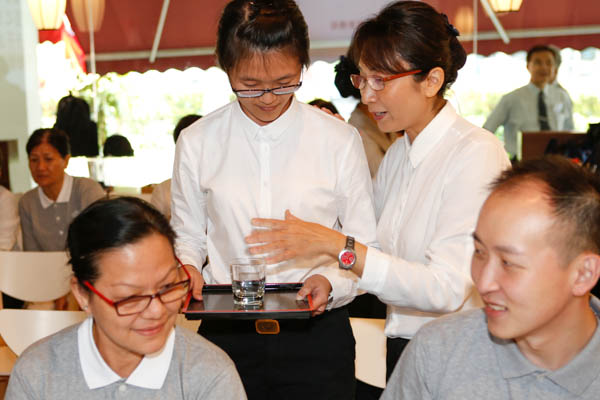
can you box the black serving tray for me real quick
[182,282,315,320]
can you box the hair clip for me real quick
[440,13,460,37]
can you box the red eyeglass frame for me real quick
[82,257,192,315]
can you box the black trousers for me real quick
[199,307,356,400]
[386,337,411,381]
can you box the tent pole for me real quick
[473,0,478,55]
[87,0,97,120]
[479,0,510,44]
[150,0,170,63]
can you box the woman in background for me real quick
[19,128,105,252]
[6,197,245,399]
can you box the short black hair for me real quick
[67,197,176,286]
[103,134,134,157]
[492,156,600,262]
[308,99,339,115]
[26,128,70,158]
[216,0,309,73]
[173,114,202,143]
[349,0,466,97]
[526,44,555,64]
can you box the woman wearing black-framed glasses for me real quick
[6,197,246,399]
[170,0,377,398]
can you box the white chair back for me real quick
[0,309,87,357]
[0,309,87,376]
[350,317,387,389]
[0,251,72,303]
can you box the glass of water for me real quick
[230,257,266,306]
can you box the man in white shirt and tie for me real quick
[484,45,574,159]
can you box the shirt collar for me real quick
[38,173,73,209]
[77,316,176,390]
[527,82,549,96]
[405,102,458,168]
[234,96,298,142]
[494,296,600,396]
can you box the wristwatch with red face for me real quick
[338,236,356,270]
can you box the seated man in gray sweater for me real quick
[384,156,600,400]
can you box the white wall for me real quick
[0,0,41,192]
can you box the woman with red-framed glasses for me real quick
[6,197,246,399]
[245,0,511,382]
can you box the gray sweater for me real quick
[5,324,247,399]
[383,298,600,399]
[18,177,105,251]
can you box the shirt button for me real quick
[119,384,127,392]
[56,216,60,221]
[59,230,64,235]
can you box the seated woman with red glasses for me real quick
[6,197,246,400]
[245,0,511,380]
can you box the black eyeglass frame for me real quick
[231,81,303,98]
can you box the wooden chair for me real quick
[0,251,71,303]
[350,317,387,389]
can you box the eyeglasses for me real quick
[350,69,422,91]
[83,264,191,316]
[232,81,303,98]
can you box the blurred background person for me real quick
[0,149,21,309]
[484,45,574,159]
[0,149,19,251]
[6,196,246,399]
[18,128,105,310]
[103,134,134,157]
[246,0,510,381]
[19,128,105,252]
[308,98,339,115]
[335,54,398,178]
[151,114,202,220]
[548,44,575,132]
[54,94,99,157]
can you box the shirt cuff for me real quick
[358,247,391,295]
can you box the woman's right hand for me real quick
[245,210,344,265]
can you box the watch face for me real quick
[340,250,355,266]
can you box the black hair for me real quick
[173,114,202,143]
[526,44,556,64]
[334,55,361,100]
[492,156,600,262]
[349,0,466,97]
[26,128,70,158]
[54,94,99,157]
[67,197,176,285]
[103,134,134,157]
[216,0,309,73]
[308,99,339,115]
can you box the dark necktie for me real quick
[538,91,550,131]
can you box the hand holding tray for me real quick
[183,283,315,320]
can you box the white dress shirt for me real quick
[483,82,574,156]
[359,103,511,339]
[171,97,378,307]
[78,317,175,390]
[0,186,19,250]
